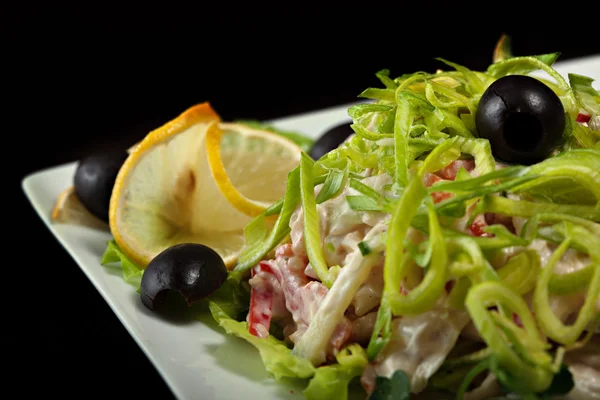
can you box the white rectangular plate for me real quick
[22,55,600,400]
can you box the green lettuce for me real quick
[303,344,368,400]
[101,240,144,289]
[208,301,315,380]
[209,299,368,400]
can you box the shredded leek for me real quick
[225,38,600,400]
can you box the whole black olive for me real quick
[309,121,354,160]
[475,75,565,165]
[140,243,228,311]
[74,150,128,221]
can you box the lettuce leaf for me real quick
[101,240,144,289]
[208,301,315,380]
[303,344,368,400]
[569,73,600,115]
[514,148,600,205]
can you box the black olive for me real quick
[140,243,228,311]
[475,75,565,165]
[309,121,354,160]
[73,150,128,221]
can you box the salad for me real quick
[55,36,599,400]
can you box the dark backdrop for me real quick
[8,4,599,398]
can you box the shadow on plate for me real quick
[134,291,222,331]
[205,334,309,396]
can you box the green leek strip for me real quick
[460,112,476,132]
[549,263,596,295]
[411,210,529,250]
[487,55,567,90]
[397,73,429,91]
[426,165,528,193]
[490,312,553,367]
[456,358,491,400]
[506,54,576,107]
[430,75,462,89]
[465,281,554,394]
[424,82,463,110]
[346,196,382,211]
[408,137,441,157]
[524,214,599,295]
[435,58,485,94]
[350,123,394,141]
[405,235,433,268]
[263,174,329,217]
[483,225,529,245]
[445,347,492,368]
[522,212,600,241]
[366,297,392,361]
[476,195,600,222]
[385,189,448,316]
[243,213,268,248]
[388,199,448,315]
[348,178,394,213]
[315,166,348,204]
[534,223,600,345]
[300,153,331,287]
[235,167,301,272]
[349,178,387,202]
[434,175,539,213]
[571,119,597,148]
[448,277,471,310]
[514,148,600,202]
[397,90,436,113]
[376,69,397,89]
[425,108,474,138]
[417,137,461,174]
[426,80,476,114]
[359,87,396,102]
[393,97,412,186]
[347,103,393,119]
[438,225,528,250]
[569,73,600,115]
[497,250,541,296]
[421,138,461,174]
[455,137,495,176]
[409,124,428,137]
[383,175,426,302]
[447,238,499,283]
[341,146,378,169]
[264,199,284,216]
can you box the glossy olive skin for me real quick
[140,243,228,311]
[475,75,565,165]
[309,121,354,160]
[74,151,128,221]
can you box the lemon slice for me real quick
[206,121,302,217]
[109,103,301,269]
[52,186,108,230]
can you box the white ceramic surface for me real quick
[22,54,600,400]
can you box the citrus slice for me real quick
[52,186,109,230]
[206,121,302,217]
[109,102,301,269]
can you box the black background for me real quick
[8,3,599,398]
